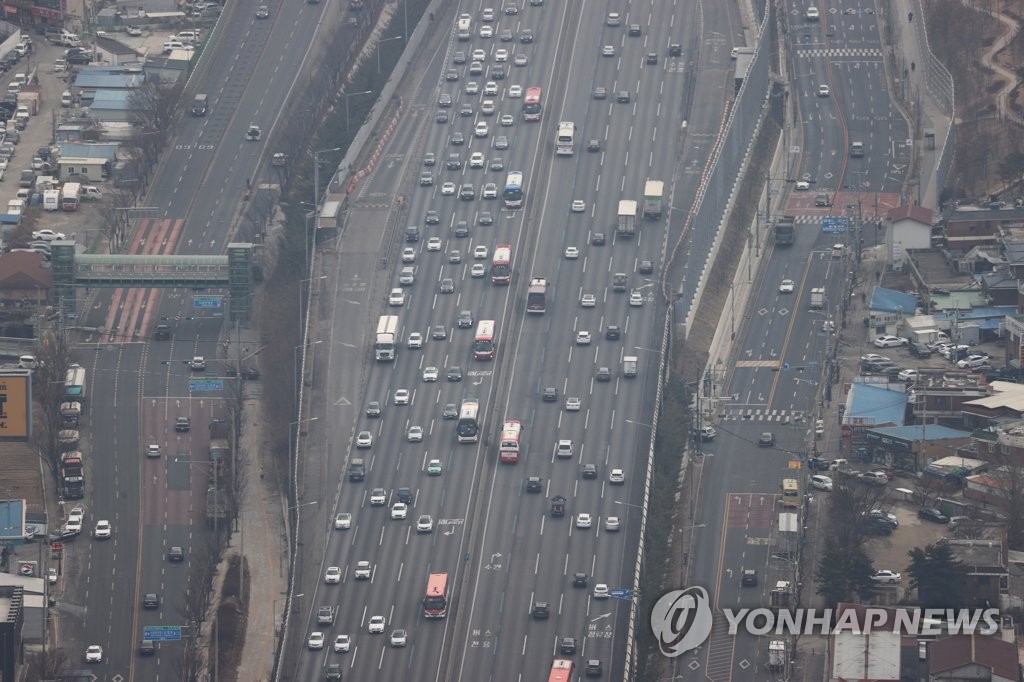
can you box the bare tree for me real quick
[23,646,71,681]
[174,636,204,682]
[31,329,74,487]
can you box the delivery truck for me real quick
[616,199,637,237]
[375,315,399,361]
[642,180,663,218]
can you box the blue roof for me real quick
[59,142,119,161]
[932,306,1016,322]
[869,287,917,314]
[868,424,971,441]
[88,89,133,110]
[0,499,25,540]
[74,73,145,89]
[845,383,907,427]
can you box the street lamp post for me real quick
[293,340,322,412]
[344,90,374,132]
[377,34,404,74]
[312,146,344,220]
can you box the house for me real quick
[94,35,141,66]
[78,89,136,124]
[929,634,1019,682]
[862,424,972,472]
[945,538,1009,609]
[868,286,919,335]
[940,206,1024,253]
[0,251,51,305]
[887,204,934,268]
[57,156,107,182]
[979,270,1018,307]
[841,382,908,449]
[907,369,990,427]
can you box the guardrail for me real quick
[0,336,37,358]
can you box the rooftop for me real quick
[887,203,934,226]
[844,383,907,427]
[928,634,1018,679]
[962,382,1024,412]
[869,286,918,314]
[867,424,972,441]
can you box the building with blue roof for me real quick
[863,424,973,472]
[868,287,918,334]
[81,89,136,123]
[841,382,908,451]
[73,72,146,90]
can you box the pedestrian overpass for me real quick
[49,242,254,322]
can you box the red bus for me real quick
[522,86,542,121]
[549,659,574,682]
[473,320,496,360]
[422,572,449,618]
[491,244,511,285]
[498,419,522,463]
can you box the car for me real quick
[527,476,544,493]
[82,644,105,664]
[481,7,495,21]
[617,90,631,103]
[596,367,611,382]
[438,93,452,107]
[453,50,467,64]
[440,278,455,294]
[606,11,621,25]
[940,344,971,359]
[449,250,462,263]
[532,601,551,619]
[591,232,607,246]
[472,245,489,260]
[586,660,603,677]
[809,474,833,491]
[582,463,598,479]
[741,569,758,586]
[576,512,593,529]
[555,439,574,458]
[858,471,889,485]
[173,416,192,432]
[870,570,901,584]
[478,211,494,226]
[795,180,811,190]
[605,516,620,531]
[484,81,499,95]
[482,182,498,199]
[494,135,509,150]
[581,293,596,307]
[32,229,66,241]
[629,23,642,35]
[593,86,608,99]
[390,629,408,647]
[468,263,486,279]
[168,546,184,562]
[458,103,474,118]
[779,279,795,293]
[432,325,448,340]
[93,520,111,539]
[605,324,621,340]
[422,366,439,382]
[400,246,417,263]
[481,99,496,115]
[355,430,373,448]
[458,310,474,328]
[472,48,487,62]
[388,288,406,306]
[393,389,411,405]
[447,366,463,381]
[758,432,775,447]
[814,192,831,207]
[629,290,644,306]
[334,512,352,529]
[817,84,831,97]
[609,468,625,484]
[909,342,933,358]
[918,508,950,523]
[565,396,582,411]
[143,592,160,608]
[435,110,449,123]
[474,121,489,138]
[324,566,342,584]
[426,236,442,252]
[427,459,444,475]
[860,353,891,364]
[354,560,372,579]
[368,616,386,633]
[416,514,433,533]
[480,25,493,38]
[958,354,991,369]
[465,80,480,94]
[333,634,351,653]
[369,488,387,506]
[499,114,515,127]
[572,572,589,588]
[469,151,485,168]
[874,335,908,348]
[307,632,324,650]
[560,636,579,655]
[407,425,424,442]
[514,54,528,66]
[391,502,408,520]
[571,199,586,212]
[562,246,580,260]
[504,2,518,14]
[602,45,615,57]
[445,69,459,82]
[447,154,463,172]
[144,442,161,458]
[830,243,844,259]
[508,84,523,97]
[542,387,558,402]
[490,157,505,171]
[255,5,269,18]
[450,132,466,146]
[806,6,820,20]
[494,48,509,62]
[459,184,475,200]
[576,330,592,345]
[897,368,919,382]
[519,28,534,43]
[646,52,658,64]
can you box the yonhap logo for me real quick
[650,586,714,657]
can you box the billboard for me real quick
[0,370,31,441]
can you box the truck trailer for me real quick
[375,315,399,361]
[616,200,637,237]
[642,180,664,218]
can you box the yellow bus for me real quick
[780,479,800,508]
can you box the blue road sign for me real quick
[188,379,224,392]
[143,625,182,641]
[821,216,849,234]
[193,295,223,309]
[610,589,632,599]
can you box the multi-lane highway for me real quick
[290,0,748,679]
[678,4,910,681]
[66,0,342,678]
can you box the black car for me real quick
[442,403,458,419]
[67,52,92,64]
[425,210,440,225]
[478,211,493,226]
[175,417,191,432]
[909,342,932,358]
[918,508,950,524]
[542,386,558,401]
[587,139,601,152]
[435,110,448,123]
[573,572,588,587]
[669,43,682,56]
[638,259,654,274]
[532,601,549,619]
[616,90,631,103]
[595,367,611,382]
[519,29,533,42]
[585,660,603,677]
[526,476,543,493]
[808,456,831,471]
[645,52,658,64]
[758,432,775,447]
[396,486,413,503]
[325,664,342,680]
[168,546,185,562]
[741,569,758,586]
[605,325,621,340]
[366,401,382,417]
[559,637,577,655]
[861,517,893,536]
[628,24,641,36]
[581,464,598,479]
[447,366,463,382]
[143,593,161,609]
[591,232,606,246]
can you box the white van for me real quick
[61,90,73,107]
[81,185,102,199]
[43,189,60,211]
[7,198,25,215]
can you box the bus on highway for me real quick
[522,86,542,121]
[473,320,496,360]
[422,572,449,618]
[457,398,480,443]
[491,244,511,285]
[780,478,800,508]
[548,660,574,682]
[498,419,523,463]
[526,277,547,314]
[503,171,524,209]
[555,121,575,155]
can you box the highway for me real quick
[677,4,910,681]
[65,0,341,678]
[292,0,739,680]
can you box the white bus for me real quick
[555,121,575,155]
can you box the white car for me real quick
[32,229,66,241]
[870,570,901,584]
[324,566,342,584]
[472,48,487,61]
[391,502,408,520]
[93,520,112,539]
[388,288,406,306]
[484,81,499,96]
[494,48,508,62]
[778,279,795,293]
[368,616,386,633]
[465,81,479,94]
[354,560,372,578]
[873,335,908,348]
[795,180,810,190]
[85,645,103,663]
[629,290,644,307]
[593,583,609,598]
[604,516,620,531]
[482,182,498,199]
[479,25,493,38]
[565,246,579,259]
[500,114,514,127]
[334,512,352,529]
[602,45,615,57]
[609,468,625,484]
[565,396,582,411]
[393,389,411,405]
[407,425,424,442]
[473,245,489,259]
[481,99,496,114]
[581,293,596,307]
[407,332,424,349]
[66,516,83,534]
[422,366,439,382]
[481,7,495,21]
[606,11,621,25]
[333,634,351,653]
[555,439,574,458]
[898,368,918,381]
[571,199,586,212]
[441,182,456,196]
[416,514,433,533]
[390,629,408,647]
[470,151,485,168]
[369,488,387,505]
[817,84,831,97]
[860,353,891,364]
[576,330,592,345]
[356,430,373,448]
[513,53,528,66]
[576,512,593,529]
[508,84,523,97]
[471,263,486,278]
[810,474,833,491]
[475,121,489,138]
[307,632,325,650]
[401,247,416,263]
[957,354,990,369]
[426,237,442,252]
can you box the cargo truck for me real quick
[774,215,795,246]
[61,450,84,499]
[809,287,825,309]
[622,356,638,377]
[642,180,663,218]
[375,315,399,361]
[616,200,637,237]
[61,181,80,211]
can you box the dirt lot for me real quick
[862,503,951,604]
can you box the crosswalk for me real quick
[796,48,883,58]
[719,409,808,422]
